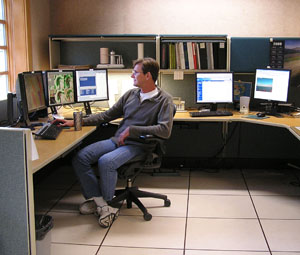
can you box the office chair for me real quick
[109,106,176,221]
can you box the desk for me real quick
[32,126,96,173]
[165,111,300,167]
[174,111,300,141]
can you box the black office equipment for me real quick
[34,123,62,140]
[45,70,76,115]
[195,72,233,111]
[74,69,109,115]
[254,68,291,117]
[16,71,47,129]
[6,92,14,125]
[190,110,233,117]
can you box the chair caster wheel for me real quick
[144,213,152,221]
[164,199,171,207]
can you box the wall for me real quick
[50,0,300,37]
[30,0,50,70]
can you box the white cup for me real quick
[240,96,250,114]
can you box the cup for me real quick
[73,111,83,131]
[100,48,109,64]
[240,96,250,114]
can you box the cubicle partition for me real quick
[0,128,35,255]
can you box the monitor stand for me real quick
[263,102,283,118]
[210,103,218,112]
[83,102,92,116]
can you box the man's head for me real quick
[132,57,159,83]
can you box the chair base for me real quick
[109,186,171,221]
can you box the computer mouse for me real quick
[256,112,266,118]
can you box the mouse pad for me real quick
[242,115,270,120]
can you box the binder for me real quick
[206,42,214,70]
[199,42,208,69]
[183,42,189,69]
[161,43,169,69]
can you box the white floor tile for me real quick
[103,216,186,249]
[119,193,188,217]
[186,218,268,251]
[188,194,257,218]
[252,195,300,219]
[261,219,300,252]
[51,243,99,255]
[185,251,271,255]
[98,246,183,255]
[49,212,108,245]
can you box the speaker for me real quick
[7,92,14,125]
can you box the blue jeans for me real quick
[72,139,144,201]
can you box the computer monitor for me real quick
[17,71,47,128]
[75,69,109,115]
[195,72,233,111]
[45,70,76,114]
[254,68,291,117]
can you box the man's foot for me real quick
[79,200,97,215]
[96,205,119,228]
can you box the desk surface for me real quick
[32,126,96,174]
[174,111,300,139]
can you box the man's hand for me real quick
[51,119,74,127]
[118,127,130,146]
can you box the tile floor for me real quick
[34,164,300,255]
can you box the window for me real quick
[0,0,7,100]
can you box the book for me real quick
[192,42,198,69]
[175,43,181,69]
[179,42,186,69]
[187,42,194,69]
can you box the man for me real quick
[55,57,174,228]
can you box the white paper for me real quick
[174,70,184,80]
[30,133,39,161]
[296,127,300,131]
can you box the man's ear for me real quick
[145,71,152,81]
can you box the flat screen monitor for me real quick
[17,71,47,128]
[254,68,291,117]
[195,72,233,110]
[254,68,290,102]
[45,70,76,112]
[75,69,109,115]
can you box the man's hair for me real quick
[133,57,159,82]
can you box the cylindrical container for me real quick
[110,50,115,64]
[137,43,144,59]
[100,48,109,64]
[73,111,83,131]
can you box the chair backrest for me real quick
[117,104,176,180]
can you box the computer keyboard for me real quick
[34,123,62,140]
[189,111,233,117]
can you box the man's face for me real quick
[131,63,146,88]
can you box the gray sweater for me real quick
[83,87,174,148]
